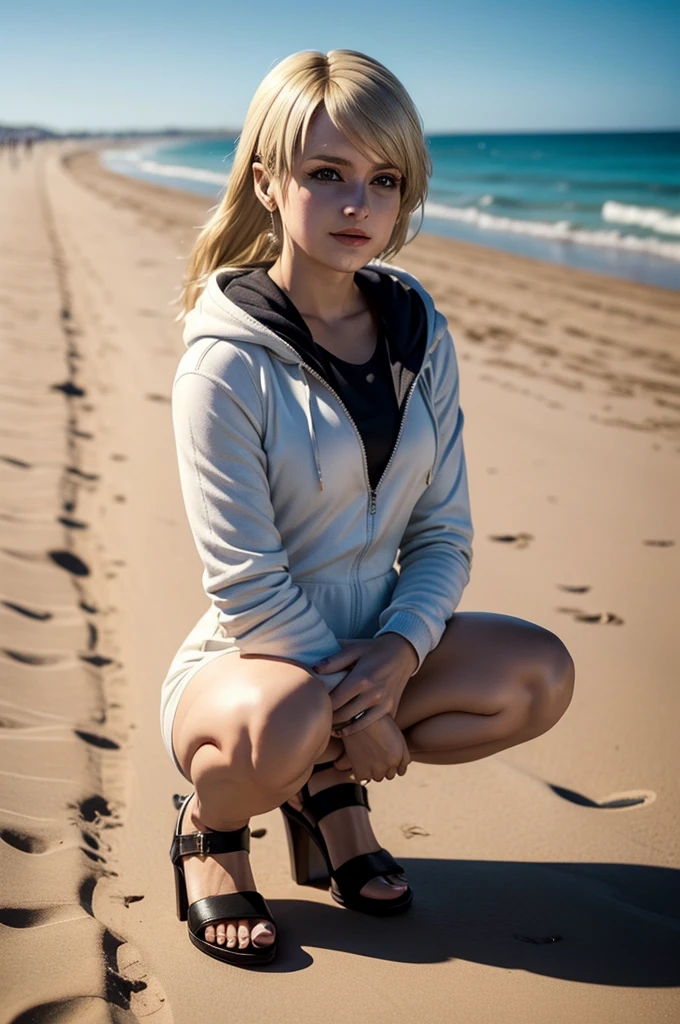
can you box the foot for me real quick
[180,793,276,951]
[289,764,409,900]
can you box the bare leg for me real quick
[393,611,575,763]
[172,655,333,950]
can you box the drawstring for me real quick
[300,369,324,492]
[422,372,438,486]
[299,366,437,493]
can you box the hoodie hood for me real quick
[181,258,440,493]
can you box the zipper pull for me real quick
[370,492,376,515]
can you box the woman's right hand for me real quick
[332,715,411,783]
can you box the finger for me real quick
[313,643,364,674]
[333,754,352,771]
[385,767,397,781]
[329,672,370,712]
[331,689,383,725]
[336,705,388,739]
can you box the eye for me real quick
[308,168,402,189]
[374,174,401,189]
[309,167,341,182]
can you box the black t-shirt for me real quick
[319,320,399,490]
[222,266,427,493]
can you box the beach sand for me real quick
[1,138,678,1023]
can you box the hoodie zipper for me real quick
[259,335,430,636]
[300,361,420,633]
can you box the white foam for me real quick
[100,149,230,187]
[424,201,680,262]
[602,200,680,237]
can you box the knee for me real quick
[249,674,332,788]
[524,631,575,737]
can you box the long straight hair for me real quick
[173,49,432,321]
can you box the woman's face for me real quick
[253,108,404,271]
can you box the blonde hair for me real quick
[173,49,432,321]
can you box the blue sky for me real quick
[3,0,678,133]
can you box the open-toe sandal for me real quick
[279,761,413,916]
[169,792,277,966]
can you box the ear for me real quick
[251,161,273,208]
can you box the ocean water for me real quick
[100,131,680,290]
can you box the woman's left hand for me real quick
[313,634,419,738]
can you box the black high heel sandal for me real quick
[169,792,277,967]
[280,761,413,916]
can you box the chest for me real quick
[302,307,379,365]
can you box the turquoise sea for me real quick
[101,131,680,290]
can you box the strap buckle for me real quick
[196,832,207,855]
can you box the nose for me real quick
[342,181,370,218]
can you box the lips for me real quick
[331,231,371,239]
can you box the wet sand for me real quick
[1,138,678,1023]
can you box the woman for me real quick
[161,48,575,968]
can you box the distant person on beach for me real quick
[162,48,576,967]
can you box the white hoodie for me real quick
[170,258,474,688]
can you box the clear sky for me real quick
[3,0,678,134]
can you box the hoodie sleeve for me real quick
[373,315,474,673]
[171,350,346,691]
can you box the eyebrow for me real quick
[305,154,400,172]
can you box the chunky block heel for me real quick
[279,763,413,916]
[173,862,189,921]
[283,809,331,887]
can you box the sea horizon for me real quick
[100,129,680,291]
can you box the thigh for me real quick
[394,611,573,731]
[171,652,331,782]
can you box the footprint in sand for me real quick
[58,515,88,529]
[1,600,52,620]
[2,649,65,665]
[74,730,120,751]
[66,466,99,482]
[48,550,90,576]
[0,905,89,928]
[0,828,52,854]
[74,794,113,824]
[548,783,655,809]
[489,532,534,549]
[51,380,86,398]
[556,607,624,625]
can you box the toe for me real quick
[238,919,250,949]
[215,921,226,946]
[226,921,237,948]
[388,872,409,885]
[359,875,408,900]
[251,919,276,947]
[204,923,216,943]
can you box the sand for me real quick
[1,137,679,1023]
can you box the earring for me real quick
[267,207,279,246]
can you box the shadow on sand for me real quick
[263,858,680,982]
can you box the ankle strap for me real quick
[173,825,250,859]
[311,759,338,775]
[304,782,370,821]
